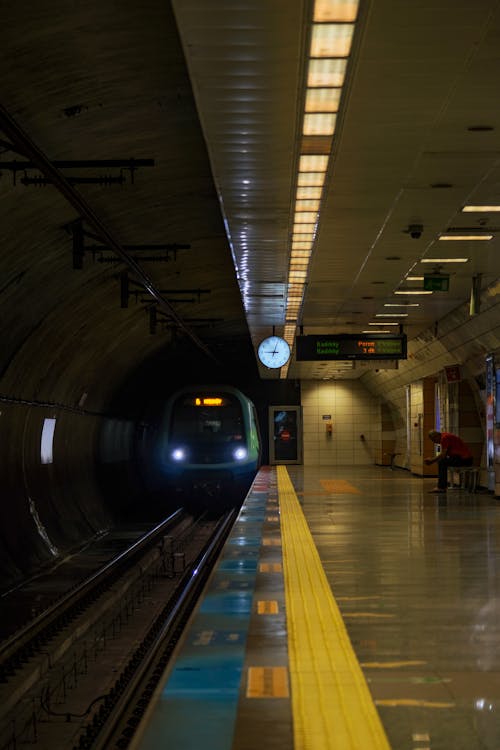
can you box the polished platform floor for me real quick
[133,465,500,750]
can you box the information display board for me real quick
[295,334,407,361]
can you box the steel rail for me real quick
[90,509,237,750]
[0,508,184,668]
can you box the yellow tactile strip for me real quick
[277,466,391,750]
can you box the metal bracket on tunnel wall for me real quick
[63,218,191,270]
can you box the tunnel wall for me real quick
[1,401,121,589]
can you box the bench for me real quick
[447,466,480,493]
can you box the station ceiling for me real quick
[2,0,500,401]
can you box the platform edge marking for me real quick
[277,465,392,750]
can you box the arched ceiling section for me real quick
[0,1,252,413]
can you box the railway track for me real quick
[0,505,236,750]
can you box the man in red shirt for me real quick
[425,430,473,492]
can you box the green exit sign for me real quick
[423,274,450,291]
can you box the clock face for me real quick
[258,336,290,369]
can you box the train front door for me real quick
[268,406,303,465]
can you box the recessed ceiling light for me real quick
[310,23,355,57]
[314,0,360,23]
[462,205,500,212]
[421,258,468,263]
[303,112,337,136]
[307,58,347,87]
[439,233,492,241]
[299,155,329,172]
[394,290,433,295]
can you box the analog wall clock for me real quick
[257,336,291,369]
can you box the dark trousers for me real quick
[438,455,473,489]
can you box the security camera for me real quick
[408,223,423,239]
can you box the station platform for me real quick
[132,465,500,750]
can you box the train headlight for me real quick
[233,447,248,461]
[171,447,186,462]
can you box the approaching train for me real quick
[158,385,261,507]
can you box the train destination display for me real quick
[295,334,407,361]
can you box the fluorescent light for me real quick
[305,87,341,113]
[314,0,359,22]
[375,313,408,317]
[308,58,347,87]
[384,303,419,307]
[310,23,355,57]
[295,199,321,211]
[293,230,316,239]
[421,258,468,263]
[462,205,500,212]
[405,276,424,281]
[297,171,326,186]
[291,250,312,258]
[294,227,316,238]
[394,290,433,295]
[303,112,337,136]
[362,330,392,334]
[369,321,399,326]
[291,242,313,251]
[299,155,329,172]
[439,233,492,241]
[295,212,318,224]
[297,186,322,199]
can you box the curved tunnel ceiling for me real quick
[1,2,254,415]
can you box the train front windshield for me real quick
[169,393,246,463]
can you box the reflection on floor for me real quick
[286,465,500,750]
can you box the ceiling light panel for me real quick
[297,172,326,187]
[310,23,355,57]
[293,228,316,239]
[314,0,360,23]
[295,212,319,224]
[299,154,329,172]
[439,234,492,241]
[296,199,321,211]
[394,290,433,295]
[297,186,323,199]
[308,58,348,86]
[305,87,341,112]
[420,258,469,263]
[303,112,337,135]
[462,205,500,212]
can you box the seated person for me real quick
[424,430,473,493]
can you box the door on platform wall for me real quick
[268,406,303,465]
